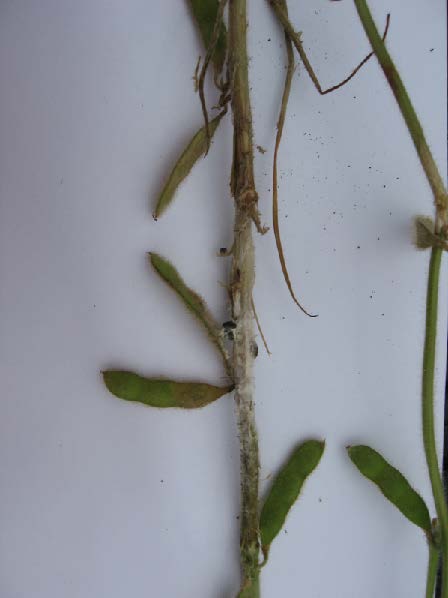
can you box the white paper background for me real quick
[0,1,446,597]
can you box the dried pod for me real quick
[260,439,325,560]
[347,445,431,532]
[103,370,232,408]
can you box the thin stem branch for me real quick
[272,0,316,318]
[353,0,448,234]
[423,248,448,597]
[197,0,229,150]
[228,1,260,595]
[268,0,389,96]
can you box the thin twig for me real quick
[272,0,317,318]
[268,0,390,96]
[197,0,229,152]
[251,297,271,356]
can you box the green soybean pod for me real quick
[153,112,224,219]
[148,252,228,361]
[347,445,431,533]
[187,0,227,74]
[102,370,232,409]
[259,439,325,559]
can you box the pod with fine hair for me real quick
[149,252,230,372]
[153,112,225,219]
[259,439,325,561]
[102,370,232,409]
[347,445,431,533]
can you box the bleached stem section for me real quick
[228,1,260,595]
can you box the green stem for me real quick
[354,1,448,594]
[423,248,448,597]
[237,573,260,598]
[426,542,440,598]
[353,0,448,233]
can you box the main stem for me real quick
[352,2,448,593]
[228,1,260,595]
[427,542,440,598]
[423,247,448,597]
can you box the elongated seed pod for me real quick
[102,370,232,409]
[153,112,224,219]
[149,252,230,374]
[260,439,325,559]
[187,0,227,73]
[347,445,431,532]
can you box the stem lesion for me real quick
[228,1,261,594]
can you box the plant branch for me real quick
[268,0,390,96]
[228,0,260,595]
[197,0,229,150]
[353,0,448,235]
[272,0,316,318]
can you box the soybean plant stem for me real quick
[353,0,448,233]
[423,248,448,597]
[228,1,260,596]
[427,542,440,598]
[353,2,448,595]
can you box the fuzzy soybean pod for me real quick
[347,445,432,533]
[259,440,325,560]
[102,370,232,409]
[153,112,225,219]
[149,252,231,374]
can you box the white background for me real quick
[0,1,446,597]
